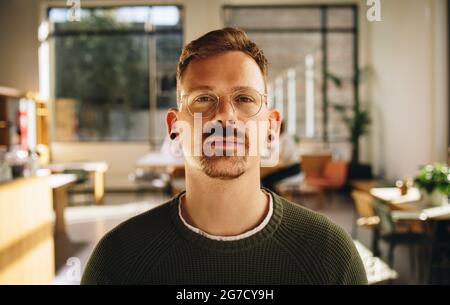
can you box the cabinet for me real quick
[0,176,55,284]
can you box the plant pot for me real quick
[347,162,373,180]
[422,189,449,206]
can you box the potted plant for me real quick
[414,163,450,206]
[331,104,370,165]
[326,70,373,182]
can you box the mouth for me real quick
[206,137,245,149]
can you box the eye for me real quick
[194,95,216,103]
[235,95,255,104]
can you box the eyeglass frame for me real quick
[178,88,268,119]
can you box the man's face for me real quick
[168,51,280,180]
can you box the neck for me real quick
[182,164,269,236]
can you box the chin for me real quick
[199,155,247,180]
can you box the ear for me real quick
[166,107,179,137]
[267,108,281,137]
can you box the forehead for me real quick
[180,51,265,93]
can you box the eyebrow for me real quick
[188,85,214,91]
[232,86,255,91]
[187,85,257,92]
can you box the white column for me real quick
[275,77,284,118]
[287,68,296,135]
[305,54,315,138]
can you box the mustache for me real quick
[202,122,246,141]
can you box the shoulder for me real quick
[81,198,178,284]
[107,200,174,241]
[274,193,341,239]
[273,193,367,284]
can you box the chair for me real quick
[373,199,431,283]
[275,162,325,209]
[428,221,450,284]
[277,154,331,206]
[305,160,348,190]
[351,190,380,256]
[300,154,332,180]
[63,169,94,205]
[276,180,325,209]
[128,168,171,197]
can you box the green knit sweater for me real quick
[81,189,367,285]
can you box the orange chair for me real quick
[300,154,332,179]
[306,160,348,190]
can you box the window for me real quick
[46,6,183,144]
[224,5,358,143]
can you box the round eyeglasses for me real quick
[179,88,267,119]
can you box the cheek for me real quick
[172,112,191,141]
[253,110,271,135]
[176,115,202,156]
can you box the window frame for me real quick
[43,3,184,146]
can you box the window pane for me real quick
[155,33,181,110]
[49,6,181,31]
[154,33,182,144]
[327,33,355,141]
[248,32,324,139]
[54,33,149,141]
[327,8,355,28]
[224,7,321,29]
[49,6,182,142]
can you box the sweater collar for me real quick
[169,187,284,253]
[178,189,274,241]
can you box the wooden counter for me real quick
[0,176,55,284]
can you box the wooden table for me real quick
[136,152,289,176]
[350,179,385,193]
[370,187,450,284]
[48,174,77,235]
[46,162,108,204]
[370,187,450,221]
[136,152,184,169]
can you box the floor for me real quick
[53,191,170,285]
[52,189,443,285]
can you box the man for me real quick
[82,28,367,285]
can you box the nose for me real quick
[213,95,238,123]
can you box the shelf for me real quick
[0,86,24,99]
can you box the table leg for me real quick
[94,171,105,204]
[53,186,68,235]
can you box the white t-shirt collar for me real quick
[178,189,274,241]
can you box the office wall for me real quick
[369,0,448,180]
[0,0,40,92]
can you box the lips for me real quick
[205,137,245,148]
